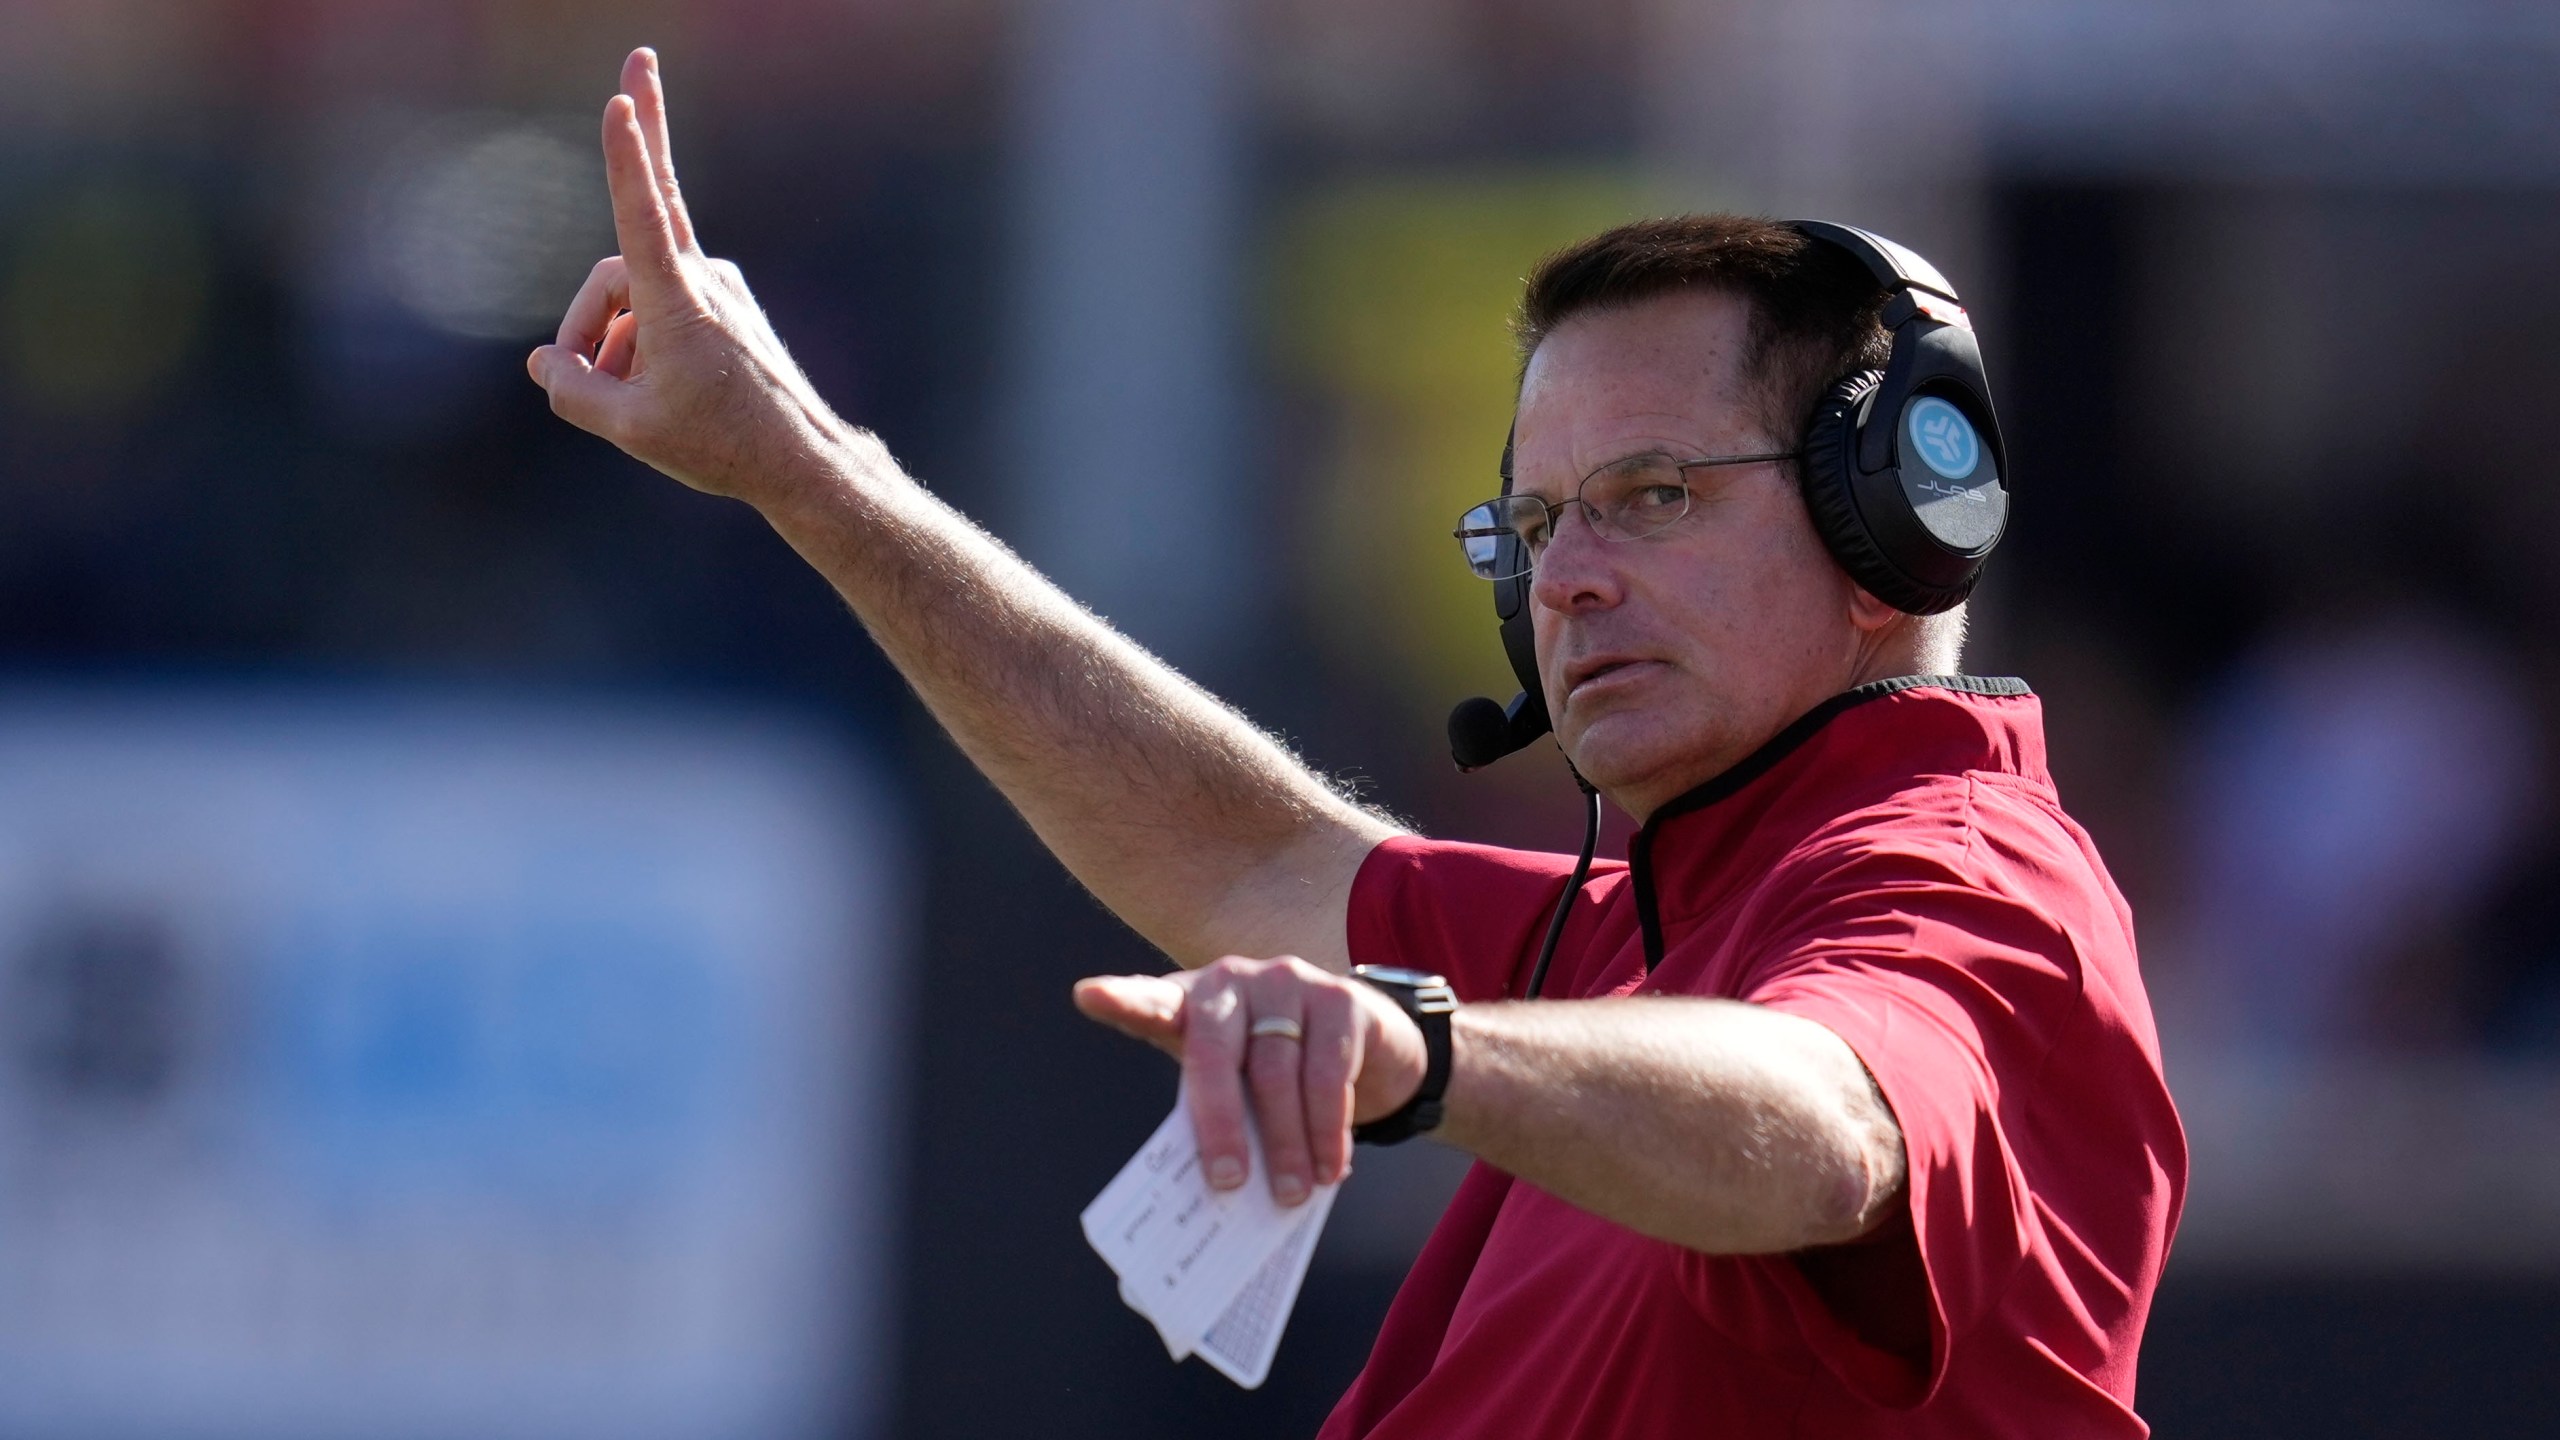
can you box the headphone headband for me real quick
[1788,219,1962,304]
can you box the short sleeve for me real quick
[1347,836,1624,1002]
[1725,837,2082,1407]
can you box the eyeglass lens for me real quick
[1451,454,1696,580]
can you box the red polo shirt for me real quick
[1321,678,2184,1439]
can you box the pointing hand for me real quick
[1075,957,1430,1207]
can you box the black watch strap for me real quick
[1350,966,1459,1146]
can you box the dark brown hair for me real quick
[1514,214,1893,448]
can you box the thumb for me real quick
[526,343,629,438]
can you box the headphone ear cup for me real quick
[1797,370,1976,616]
[1799,371,1900,603]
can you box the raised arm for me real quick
[528,50,1398,969]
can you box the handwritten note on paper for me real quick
[1080,1084,1340,1387]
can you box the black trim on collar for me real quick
[1625,675,2029,970]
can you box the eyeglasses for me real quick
[1451,449,1801,580]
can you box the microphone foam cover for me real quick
[1447,695,1516,771]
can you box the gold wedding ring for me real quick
[1248,1016,1306,1043]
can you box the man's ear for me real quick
[1847,584,1904,636]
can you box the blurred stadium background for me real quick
[0,0,2557,1435]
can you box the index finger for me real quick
[600,93,687,305]
[1071,973,1186,1058]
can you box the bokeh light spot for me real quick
[374,120,612,341]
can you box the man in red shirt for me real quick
[532,51,2184,1437]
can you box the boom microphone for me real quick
[1447,690,1550,771]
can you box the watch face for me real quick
[1353,965,1438,988]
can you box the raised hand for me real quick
[528,49,842,504]
[525,58,1407,1218]
[1074,957,1429,1206]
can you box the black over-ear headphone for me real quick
[1447,219,2009,773]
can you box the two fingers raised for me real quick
[528,50,700,415]
[602,51,693,302]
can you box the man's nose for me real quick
[1529,504,1625,615]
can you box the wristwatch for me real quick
[1350,966,1460,1146]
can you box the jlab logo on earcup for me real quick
[1892,387,2005,559]
[1904,396,1980,486]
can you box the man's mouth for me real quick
[1562,656,1658,701]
